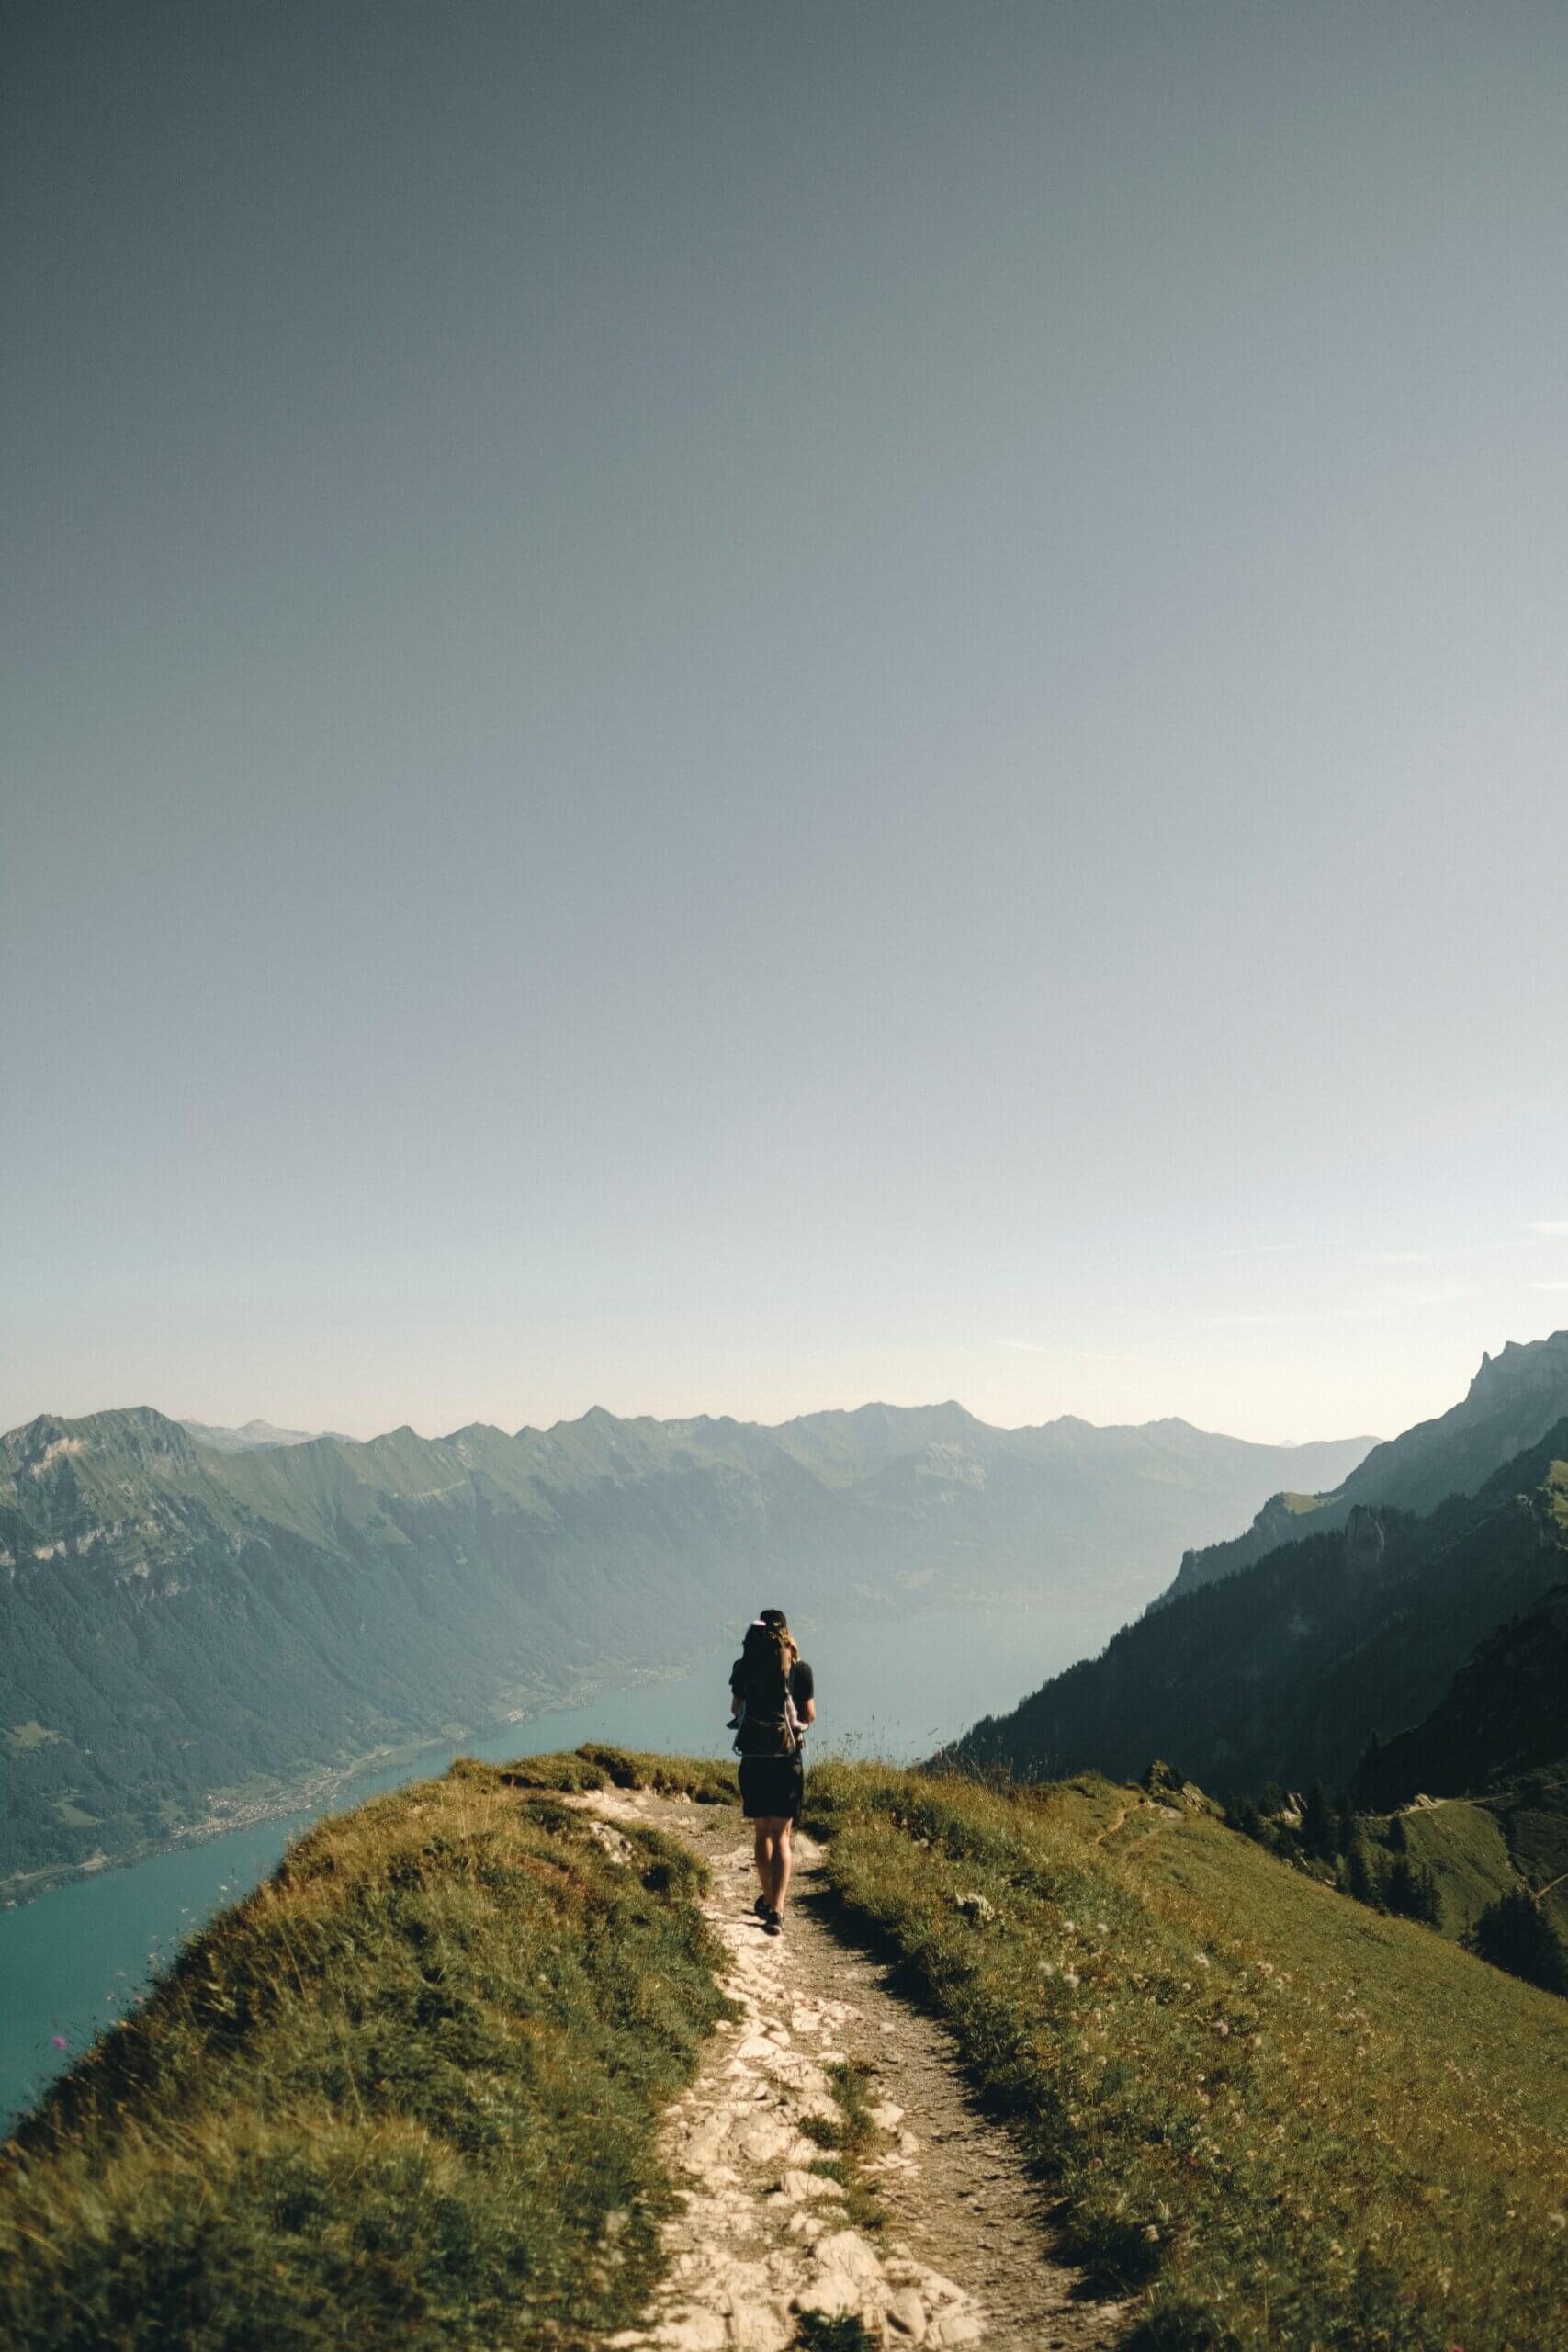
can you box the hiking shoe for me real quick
[753,1896,770,1921]
[763,1909,784,1937]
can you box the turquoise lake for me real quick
[0,1600,1109,2126]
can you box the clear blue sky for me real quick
[5,2,1566,1443]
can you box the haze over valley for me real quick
[1,1395,1371,1895]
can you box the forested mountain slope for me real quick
[950,1422,1568,1799]
[1163,1329,1568,1602]
[0,1402,1368,1892]
[1354,1581,1568,1808]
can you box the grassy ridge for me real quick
[1,1754,731,2351]
[9,1745,1567,2348]
[806,1760,1568,2351]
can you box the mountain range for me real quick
[1163,1329,1568,1602]
[0,1399,1370,1894]
[178,1419,351,1453]
[953,1331,1568,1805]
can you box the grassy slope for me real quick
[1380,1800,1519,1936]
[1393,1780,1568,1942]
[8,1745,1567,2349]
[956,1443,1568,1802]
[0,1751,735,2352]
[806,1760,1568,2352]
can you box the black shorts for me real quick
[739,1753,804,1823]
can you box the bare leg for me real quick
[753,1820,774,1905]
[753,1816,793,1914]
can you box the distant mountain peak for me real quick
[1161,1328,1568,1608]
[181,1418,342,1453]
[1467,1329,1568,1405]
[6,1405,200,1476]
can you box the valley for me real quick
[0,1399,1371,1894]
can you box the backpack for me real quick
[732,1625,802,1758]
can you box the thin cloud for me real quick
[1374,1280,1481,1309]
[995,1337,1053,1354]
[1202,1281,1479,1331]
[1205,1239,1324,1260]
[1529,1221,1568,1236]
[1202,1312,1328,1328]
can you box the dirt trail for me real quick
[577,1789,1122,2352]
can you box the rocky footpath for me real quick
[575,1789,1122,2352]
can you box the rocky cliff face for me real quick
[952,1423,1568,1802]
[1161,1329,1568,1607]
[1466,1332,1568,1415]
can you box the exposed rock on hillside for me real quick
[950,1421,1568,1801]
[1163,1330,1568,1605]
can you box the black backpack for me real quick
[732,1628,801,1758]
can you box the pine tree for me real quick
[1383,1857,1441,1926]
[1384,1809,1408,1853]
[1302,1781,1336,1860]
[1225,1793,1265,1843]
[1334,1792,1356,1855]
[1470,1892,1568,1996]
[1344,1832,1380,1907]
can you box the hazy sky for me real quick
[6,2,1567,1445]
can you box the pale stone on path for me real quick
[888,2288,930,2341]
[778,2166,846,2201]
[654,2313,726,2351]
[929,2314,987,2348]
[728,2303,792,2352]
[562,1786,1117,2352]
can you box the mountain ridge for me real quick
[0,1398,1372,1895]
[948,1412,1568,1801]
[1160,1328,1568,1603]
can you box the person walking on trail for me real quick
[728,1608,815,1936]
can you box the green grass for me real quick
[1,1754,732,2351]
[1372,1800,1517,1937]
[3,1721,62,1754]
[480,1742,739,1806]
[1488,1773,1568,1938]
[48,1795,100,1828]
[792,2316,878,2351]
[805,1758,1568,2351]
[797,2058,887,2235]
[10,1744,1567,2348]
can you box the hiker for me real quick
[728,1608,816,1936]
